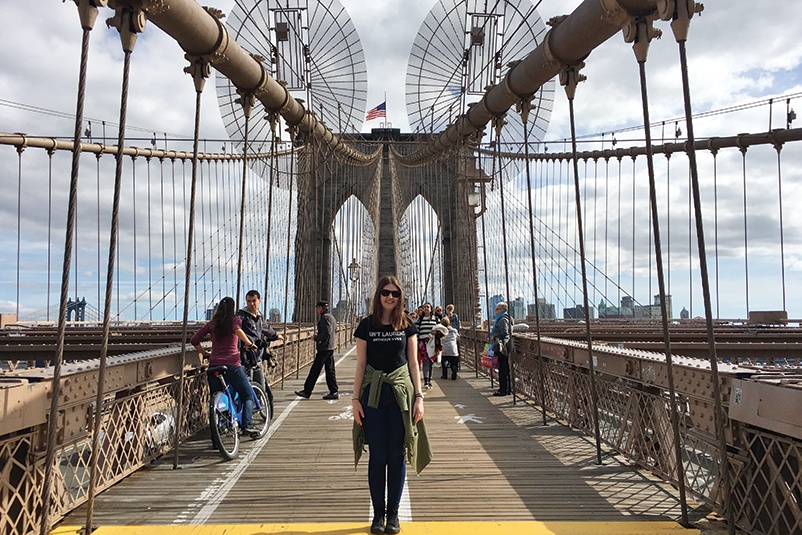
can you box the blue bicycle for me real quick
[207,365,271,460]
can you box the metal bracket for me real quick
[235,90,257,119]
[657,0,705,42]
[183,54,212,93]
[106,4,147,53]
[73,0,108,31]
[558,63,586,101]
[623,16,662,64]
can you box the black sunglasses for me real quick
[380,289,401,298]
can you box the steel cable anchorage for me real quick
[141,0,376,166]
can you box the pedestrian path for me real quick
[54,343,705,534]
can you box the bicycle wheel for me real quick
[210,391,240,460]
[250,383,272,439]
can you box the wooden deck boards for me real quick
[58,344,705,529]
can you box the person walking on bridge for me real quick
[296,300,339,399]
[414,302,438,389]
[353,275,431,535]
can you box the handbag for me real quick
[426,336,436,358]
[480,342,497,369]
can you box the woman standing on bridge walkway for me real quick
[353,275,431,534]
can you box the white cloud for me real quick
[1,0,801,319]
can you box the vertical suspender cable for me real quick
[585,158,599,304]
[174,55,209,470]
[47,150,55,321]
[85,16,139,526]
[630,156,636,305]
[479,143,492,329]
[562,65,603,465]
[494,116,514,401]
[160,156,167,319]
[39,6,95,533]
[739,146,749,316]
[262,132,278,314]
[774,140,786,311]
[603,156,610,301]
[146,156,153,320]
[712,150,719,318]
[234,98,253,305]
[171,158,179,318]
[617,157,622,311]
[132,156,138,318]
[199,156,207,308]
[666,152,672,296]
[685,168,692,313]
[211,161,220,300]
[15,146,23,317]
[282,130,299,385]
[520,102,548,425]
[631,18,688,524]
[666,3,733,529]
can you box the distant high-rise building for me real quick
[269,308,281,323]
[531,297,556,319]
[653,294,673,319]
[680,307,690,319]
[511,297,526,319]
[487,294,505,316]
[563,304,595,319]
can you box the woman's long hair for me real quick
[212,296,236,339]
[370,275,409,331]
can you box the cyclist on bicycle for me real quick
[191,296,260,436]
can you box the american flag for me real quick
[366,101,386,121]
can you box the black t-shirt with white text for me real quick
[354,316,418,373]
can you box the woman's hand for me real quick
[352,398,364,425]
[412,397,424,424]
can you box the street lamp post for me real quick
[348,258,361,326]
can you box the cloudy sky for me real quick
[2,0,800,140]
[1,0,801,319]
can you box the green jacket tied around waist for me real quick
[352,364,432,474]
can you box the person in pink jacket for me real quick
[191,296,259,435]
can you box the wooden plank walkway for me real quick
[55,343,717,533]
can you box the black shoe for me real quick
[322,392,339,400]
[243,426,260,437]
[294,390,310,399]
[451,375,457,380]
[385,515,400,534]
[440,374,448,379]
[370,514,385,534]
[493,390,507,396]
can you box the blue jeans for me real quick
[208,365,255,427]
[362,383,406,516]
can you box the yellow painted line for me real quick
[53,521,698,535]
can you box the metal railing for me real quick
[0,322,352,535]
[460,328,802,535]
